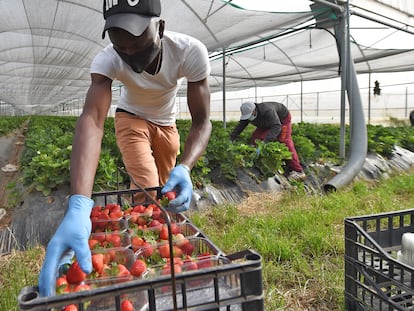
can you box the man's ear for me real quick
[159,20,165,39]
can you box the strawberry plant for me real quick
[94,147,124,191]
[367,125,398,156]
[22,143,72,195]
[291,135,315,163]
[0,116,28,136]
[255,140,292,177]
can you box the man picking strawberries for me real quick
[38,0,211,297]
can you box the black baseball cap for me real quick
[102,0,161,39]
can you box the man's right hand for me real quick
[38,195,94,297]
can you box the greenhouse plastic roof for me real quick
[2,0,414,114]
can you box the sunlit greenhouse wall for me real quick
[2,79,414,126]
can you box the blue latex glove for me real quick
[162,164,193,213]
[255,147,261,156]
[38,195,94,297]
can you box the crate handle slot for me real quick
[225,249,261,261]
[17,286,39,304]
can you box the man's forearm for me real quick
[179,120,212,169]
[70,115,104,197]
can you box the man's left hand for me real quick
[162,164,192,212]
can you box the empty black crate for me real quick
[345,209,414,310]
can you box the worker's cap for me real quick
[102,0,161,39]
[240,101,256,120]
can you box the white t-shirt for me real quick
[90,31,211,126]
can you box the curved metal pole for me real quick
[324,0,367,192]
[339,2,348,159]
[222,48,226,128]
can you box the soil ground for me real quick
[0,126,70,252]
[0,125,27,228]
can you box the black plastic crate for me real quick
[18,250,263,311]
[18,188,264,310]
[345,209,414,311]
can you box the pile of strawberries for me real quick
[56,191,215,311]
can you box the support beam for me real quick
[324,1,368,192]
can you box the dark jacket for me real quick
[230,102,289,142]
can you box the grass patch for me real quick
[189,172,414,310]
[0,246,44,311]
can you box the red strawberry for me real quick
[128,212,139,224]
[98,211,110,221]
[110,210,123,219]
[56,276,69,294]
[66,261,87,284]
[63,304,78,311]
[179,241,194,256]
[141,241,154,257]
[106,233,121,247]
[174,233,188,246]
[88,239,100,250]
[137,216,148,226]
[121,299,134,311]
[164,191,176,201]
[152,207,162,220]
[173,245,183,257]
[197,256,214,270]
[94,233,106,244]
[149,219,162,229]
[183,257,198,272]
[158,243,170,258]
[130,259,147,277]
[131,236,144,252]
[160,191,176,206]
[117,264,131,277]
[159,226,169,240]
[92,253,104,274]
[159,244,183,258]
[167,256,183,266]
[142,205,153,217]
[170,223,181,235]
[161,262,182,275]
[108,203,121,213]
[132,205,146,213]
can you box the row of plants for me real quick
[1,116,414,197]
[0,116,28,136]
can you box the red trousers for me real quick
[251,113,303,172]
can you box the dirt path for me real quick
[0,122,28,227]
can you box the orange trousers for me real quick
[114,111,180,202]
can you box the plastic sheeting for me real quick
[1,0,414,114]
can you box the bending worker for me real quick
[230,101,305,181]
[38,0,211,297]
